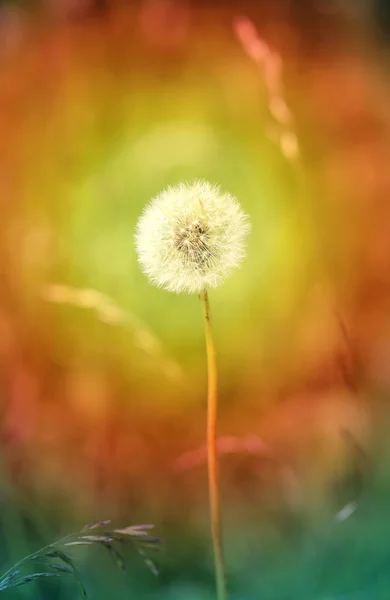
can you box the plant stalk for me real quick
[200,288,227,600]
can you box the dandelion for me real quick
[134,180,250,294]
[135,180,250,600]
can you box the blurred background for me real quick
[1,0,390,597]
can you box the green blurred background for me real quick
[1,0,390,597]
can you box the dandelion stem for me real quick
[201,289,227,600]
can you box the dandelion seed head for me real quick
[135,180,250,294]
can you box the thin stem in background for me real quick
[200,289,227,600]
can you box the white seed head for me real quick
[134,180,250,294]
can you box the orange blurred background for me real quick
[0,4,390,593]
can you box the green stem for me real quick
[200,289,227,600]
